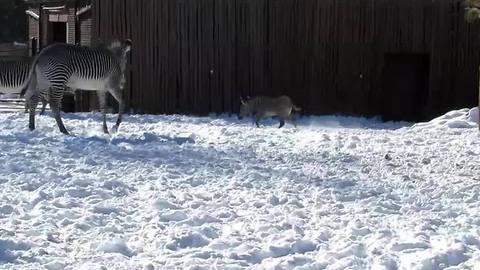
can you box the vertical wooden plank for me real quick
[88,0,480,119]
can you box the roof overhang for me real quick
[25,10,39,20]
[76,4,91,17]
[24,0,77,3]
[42,5,66,11]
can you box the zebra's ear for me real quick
[123,39,132,53]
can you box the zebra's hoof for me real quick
[111,125,119,134]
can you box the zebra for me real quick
[0,59,48,114]
[23,39,132,135]
[239,95,301,128]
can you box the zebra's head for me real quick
[123,39,132,53]
[107,39,132,57]
[107,39,132,72]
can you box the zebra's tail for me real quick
[293,105,302,111]
[19,81,30,97]
[19,44,54,97]
[19,57,39,97]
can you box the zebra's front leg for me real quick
[254,112,265,128]
[49,89,69,135]
[109,88,124,133]
[96,91,109,134]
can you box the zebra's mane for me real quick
[107,40,123,51]
[105,39,130,73]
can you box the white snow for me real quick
[97,238,136,257]
[0,107,478,269]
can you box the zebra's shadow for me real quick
[63,132,195,147]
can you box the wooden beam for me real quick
[76,4,91,17]
[25,10,40,20]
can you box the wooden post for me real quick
[30,37,37,57]
[38,5,43,50]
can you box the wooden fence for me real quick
[0,42,30,59]
[91,0,480,121]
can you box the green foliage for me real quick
[464,0,480,22]
[0,0,27,42]
[465,0,480,7]
[465,8,480,23]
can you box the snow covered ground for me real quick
[0,108,479,270]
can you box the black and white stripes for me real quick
[0,59,49,114]
[0,59,31,93]
[24,39,132,135]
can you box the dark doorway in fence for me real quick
[381,53,430,122]
[48,22,67,43]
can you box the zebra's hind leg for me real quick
[49,89,69,135]
[286,113,297,128]
[96,91,109,134]
[108,88,125,133]
[39,98,48,115]
[28,94,39,131]
[25,98,47,115]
